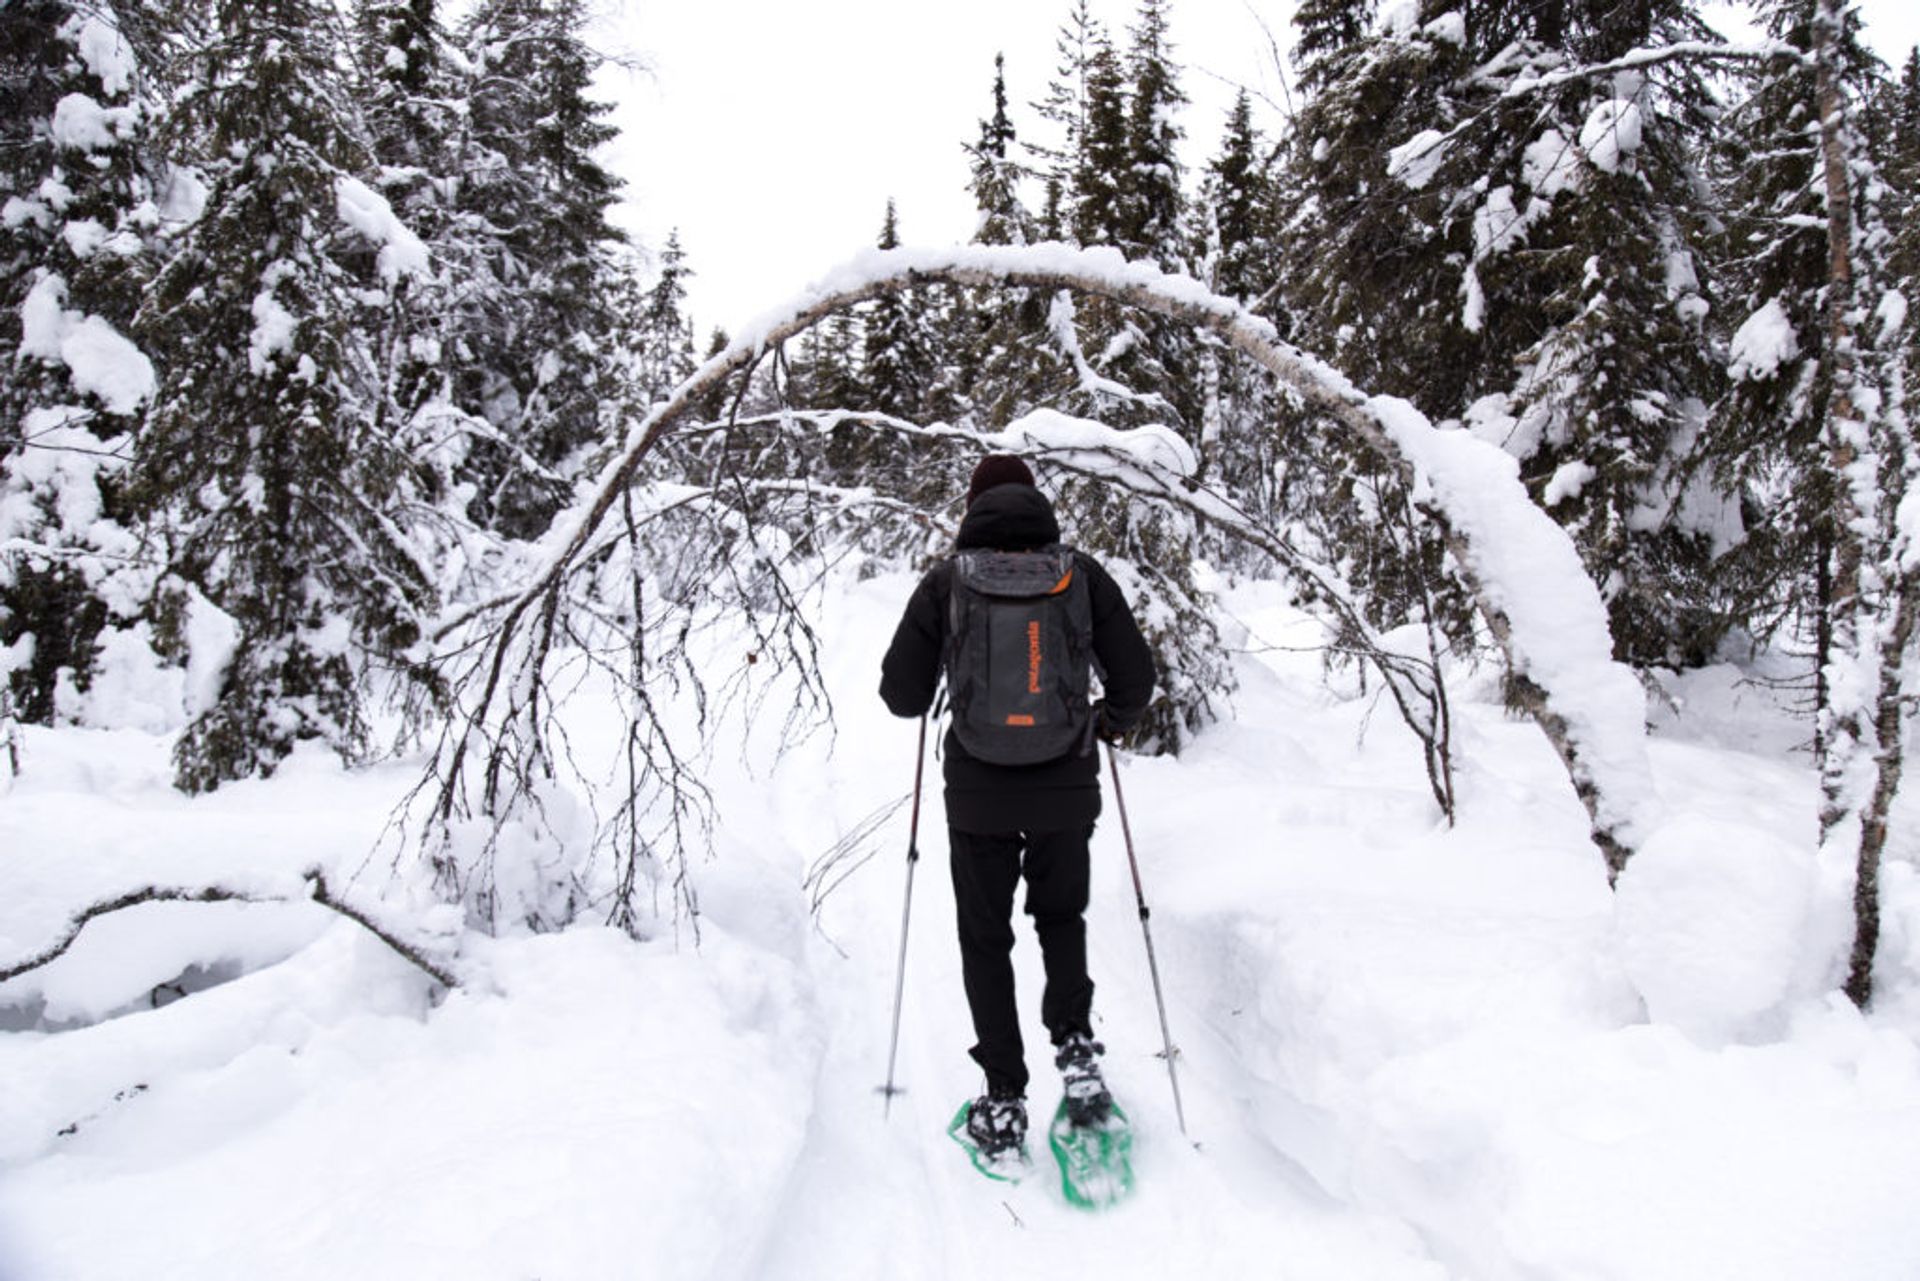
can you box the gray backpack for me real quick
[945,546,1094,765]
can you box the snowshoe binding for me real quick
[948,1090,1031,1182]
[1054,1032,1114,1127]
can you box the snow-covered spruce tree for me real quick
[1266,9,1478,645]
[1118,0,1184,268]
[1888,48,1920,280]
[1107,0,1201,430]
[1203,91,1277,313]
[634,229,698,408]
[788,311,865,415]
[818,200,954,544]
[450,0,633,539]
[1272,0,1733,666]
[1710,0,1891,679]
[969,55,1035,251]
[130,0,436,792]
[1055,17,1191,422]
[952,53,1061,432]
[1190,91,1284,542]
[1070,32,1130,256]
[1027,0,1106,243]
[1715,0,1912,1005]
[1,0,173,727]
[1493,0,1732,668]
[1293,0,1376,93]
[348,0,465,444]
[860,200,941,426]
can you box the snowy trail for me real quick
[738,578,1449,1280]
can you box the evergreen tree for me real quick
[1071,0,1199,435]
[790,311,864,412]
[861,200,937,420]
[1069,35,1130,251]
[349,0,463,436]
[354,0,440,113]
[957,55,1061,430]
[1273,0,1730,661]
[1293,0,1376,90]
[1204,91,1273,307]
[452,0,633,537]
[693,326,732,424]
[635,230,698,406]
[132,0,436,791]
[968,54,1034,248]
[1713,0,1910,1002]
[1888,48,1920,282]
[1712,0,1889,640]
[1119,0,1186,268]
[1,1,170,724]
[1029,0,1106,240]
[1193,93,1282,532]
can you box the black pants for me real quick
[949,825,1096,1096]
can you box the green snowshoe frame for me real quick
[1047,1097,1135,1210]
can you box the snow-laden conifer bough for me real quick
[411,242,1659,950]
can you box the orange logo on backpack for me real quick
[1027,620,1042,694]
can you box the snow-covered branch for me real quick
[1391,40,1804,184]
[0,872,461,990]
[424,244,1654,906]
[676,405,1458,814]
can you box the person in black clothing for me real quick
[879,454,1155,1156]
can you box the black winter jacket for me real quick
[878,483,1156,833]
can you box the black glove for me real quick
[1091,699,1121,744]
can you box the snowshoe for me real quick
[1048,1095,1134,1211]
[948,1092,1031,1182]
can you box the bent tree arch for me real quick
[414,244,1659,933]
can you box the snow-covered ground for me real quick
[6,570,1920,1281]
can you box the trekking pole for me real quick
[1107,740,1188,1137]
[878,714,929,1118]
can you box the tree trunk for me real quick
[1811,0,1890,1007]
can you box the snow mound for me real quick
[18,274,154,414]
[1580,98,1643,174]
[1728,299,1798,383]
[1616,813,1818,1042]
[1387,130,1449,190]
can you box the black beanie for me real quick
[966,454,1035,507]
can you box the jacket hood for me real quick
[955,483,1061,550]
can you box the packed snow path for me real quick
[752,579,1448,1279]
[5,573,1920,1280]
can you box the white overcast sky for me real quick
[590,0,1920,338]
